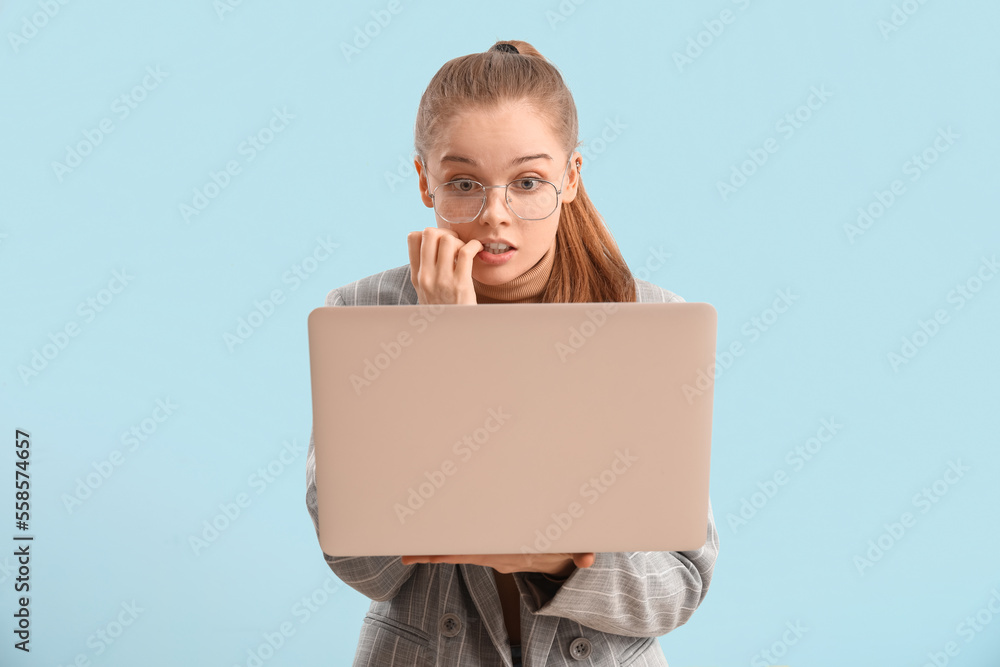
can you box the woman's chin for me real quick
[472,265,515,285]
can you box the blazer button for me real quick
[439,613,462,638]
[569,637,592,660]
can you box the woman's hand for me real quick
[407,227,483,305]
[399,552,596,576]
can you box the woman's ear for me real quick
[414,158,434,208]
[561,151,582,205]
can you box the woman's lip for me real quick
[476,248,515,265]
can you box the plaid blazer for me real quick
[305,263,719,667]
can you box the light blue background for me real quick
[2,1,999,665]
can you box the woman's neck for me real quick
[472,236,556,303]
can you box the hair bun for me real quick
[494,43,519,54]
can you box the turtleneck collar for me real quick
[472,235,556,304]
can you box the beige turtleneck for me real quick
[472,235,556,304]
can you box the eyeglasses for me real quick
[424,154,574,224]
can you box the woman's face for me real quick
[415,102,580,286]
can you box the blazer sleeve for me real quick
[512,499,720,637]
[304,287,418,602]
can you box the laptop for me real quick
[307,300,717,556]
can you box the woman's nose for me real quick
[479,186,511,225]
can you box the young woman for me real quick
[305,40,719,667]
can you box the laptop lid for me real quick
[308,300,716,556]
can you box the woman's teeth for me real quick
[484,243,512,254]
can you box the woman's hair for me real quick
[413,39,637,303]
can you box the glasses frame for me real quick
[424,154,575,224]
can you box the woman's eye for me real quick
[512,178,540,191]
[451,180,476,192]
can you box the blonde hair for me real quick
[413,39,636,303]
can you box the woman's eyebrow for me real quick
[439,153,553,167]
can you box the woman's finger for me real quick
[434,233,462,280]
[406,232,423,294]
[418,228,440,289]
[455,238,483,282]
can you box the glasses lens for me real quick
[436,181,485,223]
[434,179,559,222]
[507,179,558,220]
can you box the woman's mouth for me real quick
[477,243,515,265]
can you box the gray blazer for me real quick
[305,263,719,667]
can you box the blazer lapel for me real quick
[461,563,561,667]
[460,564,515,662]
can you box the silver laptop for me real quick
[307,300,717,556]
